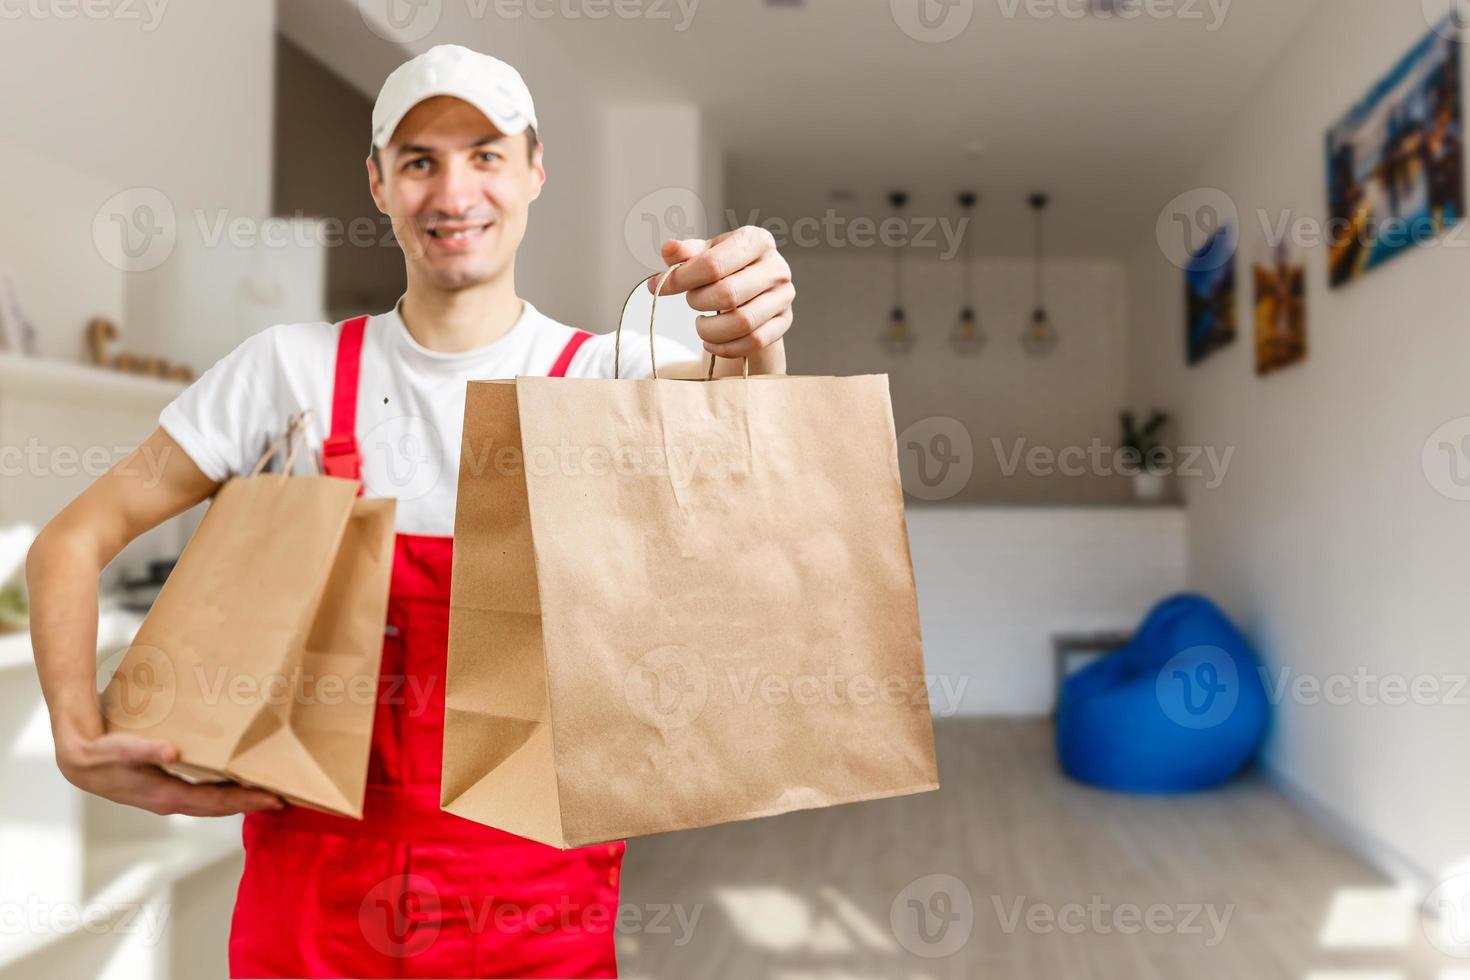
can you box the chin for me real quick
[424,256,504,291]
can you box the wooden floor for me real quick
[617,718,1456,979]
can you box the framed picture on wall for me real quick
[1253,231,1308,376]
[1185,224,1237,366]
[1325,17,1465,288]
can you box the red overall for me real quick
[229,316,623,979]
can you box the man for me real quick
[26,44,794,978]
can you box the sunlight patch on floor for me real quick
[1318,887,1416,949]
[712,884,899,957]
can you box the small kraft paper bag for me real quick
[102,411,396,817]
[442,270,939,848]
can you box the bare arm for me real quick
[25,427,283,816]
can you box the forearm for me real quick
[26,429,216,752]
[22,430,277,816]
[27,522,113,747]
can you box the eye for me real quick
[477,150,504,164]
[402,157,431,174]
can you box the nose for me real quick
[427,156,486,218]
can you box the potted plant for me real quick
[1120,410,1170,502]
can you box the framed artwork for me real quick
[1185,224,1237,366]
[1253,234,1307,376]
[1326,17,1464,287]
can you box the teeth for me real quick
[430,225,488,240]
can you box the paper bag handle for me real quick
[613,263,750,381]
[249,409,317,478]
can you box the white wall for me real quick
[597,102,724,356]
[0,2,278,366]
[0,142,126,362]
[787,250,1136,503]
[906,505,1187,716]
[1124,0,1470,886]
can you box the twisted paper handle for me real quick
[249,409,317,478]
[612,263,750,380]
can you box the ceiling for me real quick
[285,0,1330,255]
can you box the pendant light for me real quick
[881,191,916,355]
[950,191,984,356]
[1021,193,1059,356]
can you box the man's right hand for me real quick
[56,729,284,816]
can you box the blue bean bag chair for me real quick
[1056,593,1269,793]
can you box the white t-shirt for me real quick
[159,300,698,536]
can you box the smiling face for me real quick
[368,96,544,292]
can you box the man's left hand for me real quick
[650,226,794,375]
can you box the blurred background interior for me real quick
[1,0,1468,977]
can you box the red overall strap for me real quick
[549,329,592,378]
[321,315,368,485]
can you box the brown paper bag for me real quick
[102,412,396,817]
[442,274,939,848]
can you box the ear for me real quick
[366,153,389,215]
[527,139,546,203]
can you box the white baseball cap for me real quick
[371,44,538,150]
